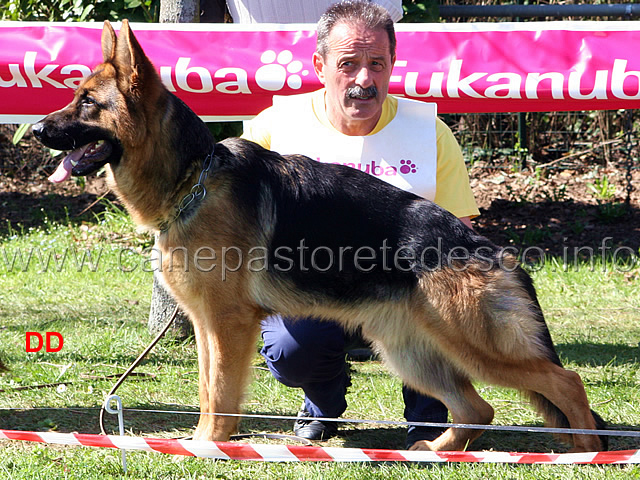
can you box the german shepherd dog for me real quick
[33,21,607,452]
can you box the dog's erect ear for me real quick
[101,21,117,63]
[113,19,153,95]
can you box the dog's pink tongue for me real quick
[48,148,86,183]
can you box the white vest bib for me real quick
[268,94,438,200]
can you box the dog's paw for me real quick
[407,440,435,451]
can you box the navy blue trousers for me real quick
[260,316,448,428]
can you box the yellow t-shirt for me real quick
[242,90,479,219]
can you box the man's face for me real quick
[313,21,395,136]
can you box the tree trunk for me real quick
[159,0,199,23]
[148,270,192,337]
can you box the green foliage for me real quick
[10,123,30,145]
[586,174,628,223]
[207,121,244,142]
[587,174,617,202]
[1,0,159,22]
[504,225,552,247]
[596,201,628,223]
[401,0,440,23]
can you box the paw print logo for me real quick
[255,50,309,91]
[399,159,418,174]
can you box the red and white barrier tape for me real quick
[1,429,639,464]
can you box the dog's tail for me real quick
[516,267,608,450]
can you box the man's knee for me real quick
[261,316,347,386]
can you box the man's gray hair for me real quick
[316,0,396,58]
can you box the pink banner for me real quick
[2,21,640,122]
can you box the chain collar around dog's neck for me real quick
[159,148,215,232]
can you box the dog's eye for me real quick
[81,96,96,106]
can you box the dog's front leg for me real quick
[191,310,261,442]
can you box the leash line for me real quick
[122,407,640,438]
[98,304,180,435]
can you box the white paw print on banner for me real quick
[255,50,309,91]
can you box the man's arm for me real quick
[434,120,480,220]
[241,107,274,150]
[458,216,473,230]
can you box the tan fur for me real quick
[35,20,605,452]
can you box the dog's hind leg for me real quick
[190,308,262,442]
[487,359,604,452]
[376,341,494,451]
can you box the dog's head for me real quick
[33,20,162,183]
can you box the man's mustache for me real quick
[346,85,378,99]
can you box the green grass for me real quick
[1,205,639,479]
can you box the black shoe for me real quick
[293,406,338,441]
[405,425,446,450]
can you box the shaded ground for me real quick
[1,124,639,260]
